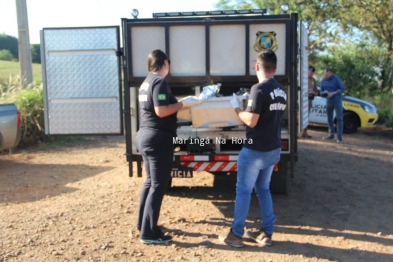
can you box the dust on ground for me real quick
[0,126,392,262]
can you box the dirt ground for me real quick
[1,126,392,262]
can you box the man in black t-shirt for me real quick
[219,49,287,248]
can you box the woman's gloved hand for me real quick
[180,96,201,108]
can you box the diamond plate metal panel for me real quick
[299,22,309,131]
[49,100,120,134]
[44,28,118,51]
[46,51,118,98]
[42,27,121,135]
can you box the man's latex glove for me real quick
[230,93,240,108]
[180,96,201,108]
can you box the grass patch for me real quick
[0,60,42,85]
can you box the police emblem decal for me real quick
[253,31,278,52]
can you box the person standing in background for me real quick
[320,67,345,143]
[300,65,318,138]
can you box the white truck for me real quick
[40,9,309,194]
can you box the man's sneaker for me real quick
[323,135,334,140]
[247,230,272,246]
[337,138,343,143]
[140,234,172,244]
[219,230,243,248]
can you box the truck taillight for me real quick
[281,139,289,151]
[273,163,279,172]
[17,111,22,128]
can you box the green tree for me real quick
[0,34,18,59]
[31,44,41,64]
[0,49,14,61]
[337,0,393,93]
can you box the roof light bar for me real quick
[168,12,181,16]
[195,11,208,15]
[210,10,223,15]
[153,13,167,17]
[152,9,267,18]
[251,9,266,13]
[223,10,236,15]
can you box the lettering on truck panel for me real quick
[310,104,327,116]
[171,170,192,178]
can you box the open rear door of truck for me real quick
[298,22,309,134]
[40,26,123,135]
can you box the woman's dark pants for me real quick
[136,128,173,239]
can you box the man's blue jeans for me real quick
[326,101,343,139]
[231,146,281,237]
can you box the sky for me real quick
[0,0,219,44]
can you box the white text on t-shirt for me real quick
[269,88,287,101]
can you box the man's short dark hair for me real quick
[257,49,277,72]
[325,67,333,73]
[309,66,315,72]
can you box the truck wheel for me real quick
[343,112,359,134]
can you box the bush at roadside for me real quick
[377,108,393,128]
[0,49,14,61]
[0,76,44,147]
[368,93,393,128]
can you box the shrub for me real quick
[365,93,393,128]
[370,93,393,109]
[0,49,14,61]
[0,76,45,147]
[377,108,393,128]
